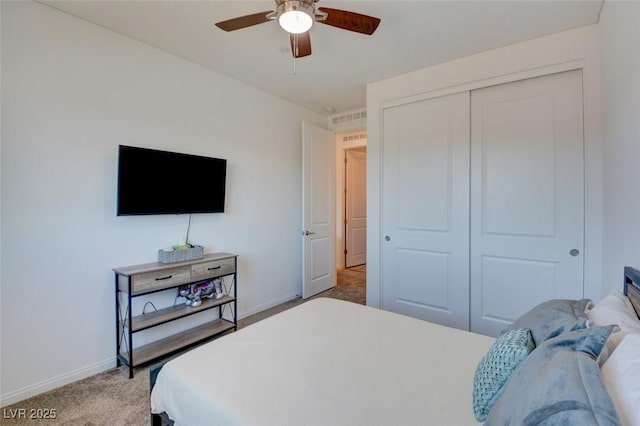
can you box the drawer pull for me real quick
[207,266,222,271]
[155,275,173,281]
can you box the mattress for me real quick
[151,297,495,425]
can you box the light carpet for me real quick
[1,268,365,425]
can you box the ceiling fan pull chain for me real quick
[293,34,297,75]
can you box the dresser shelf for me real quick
[129,295,235,332]
[123,319,236,366]
[114,252,238,378]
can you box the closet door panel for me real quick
[382,92,470,330]
[470,70,585,336]
[482,94,556,236]
[480,257,556,322]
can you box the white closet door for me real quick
[382,92,470,330]
[470,70,585,336]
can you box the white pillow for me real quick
[601,333,640,426]
[588,289,640,354]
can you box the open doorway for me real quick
[335,131,367,300]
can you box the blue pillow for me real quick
[472,328,534,421]
[486,325,621,426]
[503,299,592,346]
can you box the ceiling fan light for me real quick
[279,11,312,34]
[277,1,314,34]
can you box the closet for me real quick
[381,70,585,336]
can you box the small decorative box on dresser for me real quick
[114,252,238,378]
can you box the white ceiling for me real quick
[41,0,603,115]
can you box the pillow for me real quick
[486,325,621,426]
[588,289,640,354]
[503,298,592,346]
[472,328,534,421]
[601,333,640,426]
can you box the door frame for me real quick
[344,147,367,268]
[335,130,367,270]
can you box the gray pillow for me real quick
[486,325,621,426]
[503,299,592,346]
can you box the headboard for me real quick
[623,266,640,319]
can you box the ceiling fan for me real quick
[214,0,381,58]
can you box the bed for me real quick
[150,266,640,425]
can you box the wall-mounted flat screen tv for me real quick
[117,145,227,215]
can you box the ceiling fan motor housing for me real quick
[276,0,316,34]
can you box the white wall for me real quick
[0,1,325,405]
[600,1,640,292]
[366,25,604,308]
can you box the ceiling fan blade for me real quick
[215,11,273,32]
[317,7,380,35]
[290,32,312,58]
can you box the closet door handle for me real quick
[569,249,580,257]
[385,235,391,242]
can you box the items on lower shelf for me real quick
[178,277,226,307]
[113,252,238,378]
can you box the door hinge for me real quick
[344,249,348,255]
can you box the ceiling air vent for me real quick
[332,110,367,125]
[342,132,367,142]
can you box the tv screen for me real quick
[117,145,227,215]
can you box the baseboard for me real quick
[1,295,300,407]
[238,292,300,319]
[0,358,115,407]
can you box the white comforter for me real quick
[151,298,495,426]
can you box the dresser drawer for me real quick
[191,257,236,280]
[132,266,191,294]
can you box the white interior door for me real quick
[302,122,336,299]
[345,148,367,267]
[470,70,585,336]
[382,92,471,330]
